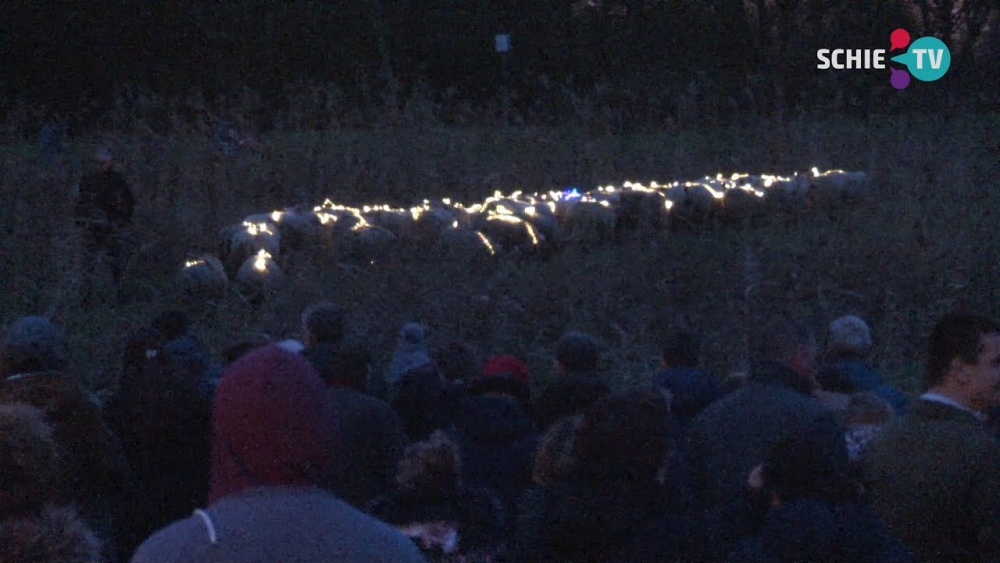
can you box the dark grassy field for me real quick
[1,112,998,394]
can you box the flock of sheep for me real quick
[179,168,870,299]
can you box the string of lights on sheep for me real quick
[180,168,869,299]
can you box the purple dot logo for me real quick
[890,68,910,90]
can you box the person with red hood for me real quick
[130,344,426,563]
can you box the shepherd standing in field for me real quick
[73,147,136,302]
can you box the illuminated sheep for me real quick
[807,168,870,208]
[192,168,872,301]
[265,208,322,250]
[759,174,816,214]
[435,225,498,263]
[660,182,721,225]
[409,203,460,245]
[219,221,282,274]
[478,213,548,256]
[361,205,413,238]
[560,196,617,245]
[235,249,285,300]
[312,202,365,248]
[719,183,767,223]
[613,182,669,239]
[179,254,228,299]
[336,224,398,262]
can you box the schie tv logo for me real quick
[816,29,951,90]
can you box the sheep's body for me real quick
[235,250,285,300]
[180,254,228,299]
[197,168,871,300]
[219,221,281,274]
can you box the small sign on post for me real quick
[495,34,511,53]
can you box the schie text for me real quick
[816,49,886,69]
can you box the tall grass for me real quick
[1,108,998,394]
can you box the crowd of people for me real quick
[1,304,999,563]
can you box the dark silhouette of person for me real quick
[74,147,136,298]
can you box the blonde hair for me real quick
[395,430,461,494]
[532,414,581,485]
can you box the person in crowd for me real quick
[516,387,695,563]
[151,310,223,396]
[842,391,894,468]
[0,403,103,563]
[707,423,914,563]
[818,315,909,414]
[448,354,539,540]
[319,334,408,509]
[386,322,435,392]
[103,326,214,551]
[681,318,840,514]
[434,340,482,390]
[130,344,427,563]
[299,301,347,382]
[0,315,133,562]
[73,146,136,298]
[531,331,610,431]
[367,431,506,562]
[863,313,1000,562]
[651,329,724,439]
[392,362,457,442]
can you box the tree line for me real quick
[3,0,998,130]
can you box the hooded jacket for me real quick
[131,345,427,563]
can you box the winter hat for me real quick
[208,344,340,504]
[480,354,530,386]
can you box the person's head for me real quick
[466,354,531,405]
[301,302,346,347]
[662,330,700,368]
[326,336,373,390]
[573,386,672,483]
[398,322,427,349]
[827,315,873,359]
[395,430,462,497]
[555,331,600,375]
[924,313,1000,413]
[0,404,59,517]
[151,310,191,342]
[434,341,482,384]
[208,344,340,504]
[0,316,68,376]
[760,319,819,382]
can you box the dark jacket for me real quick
[515,476,669,563]
[531,371,610,431]
[447,394,539,539]
[104,344,214,549]
[681,361,839,513]
[328,386,407,509]
[727,498,915,563]
[163,334,223,396]
[819,358,909,414]
[368,486,505,562]
[392,364,457,442]
[74,169,135,231]
[651,366,724,437]
[863,398,1000,563]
